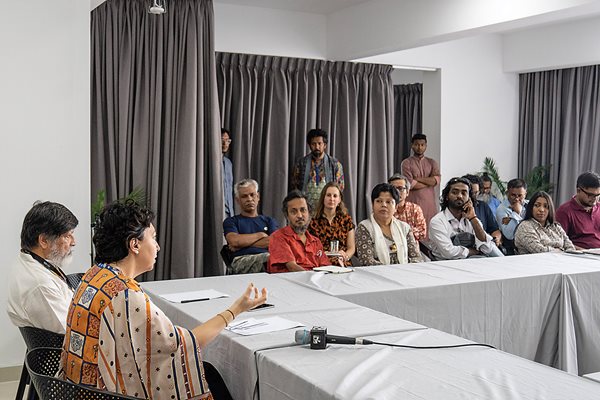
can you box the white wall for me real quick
[0,0,90,368]
[391,69,424,85]
[359,34,519,184]
[504,15,600,72]
[214,3,327,59]
[327,0,600,61]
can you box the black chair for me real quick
[25,347,139,400]
[66,272,85,290]
[220,245,236,275]
[16,327,64,400]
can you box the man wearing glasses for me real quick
[388,173,427,241]
[495,178,528,255]
[556,171,600,249]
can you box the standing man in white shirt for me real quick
[429,177,503,260]
[7,201,78,333]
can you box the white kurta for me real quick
[6,252,74,333]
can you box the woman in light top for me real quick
[356,183,422,265]
[514,191,575,254]
[308,182,355,266]
[60,201,267,399]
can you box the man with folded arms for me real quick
[556,171,600,249]
[268,191,330,273]
[223,179,279,274]
[7,201,78,333]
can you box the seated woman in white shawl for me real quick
[356,183,423,265]
[60,201,267,399]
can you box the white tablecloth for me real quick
[142,273,425,400]
[257,328,600,400]
[276,253,600,373]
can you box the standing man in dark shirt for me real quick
[291,129,344,207]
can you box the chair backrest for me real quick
[220,245,235,274]
[19,326,64,350]
[26,347,139,400]
[66,272,85,291]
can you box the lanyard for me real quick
[21,249,75,291]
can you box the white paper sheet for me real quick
[160,289,229,303]
[227,316,304,336]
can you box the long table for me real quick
[142,273,425,400]
[276,252,600,374]
[257,328,600,400]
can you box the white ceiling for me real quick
[213,0,372,15]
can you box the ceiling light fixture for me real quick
[393,65,437,72]
[149,0,166,14]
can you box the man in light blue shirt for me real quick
[222,128,234,219]
[496,178,528,254]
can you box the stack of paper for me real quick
[227,316,304,336]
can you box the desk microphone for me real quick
[295,327,373,349]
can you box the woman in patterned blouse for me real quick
[514,191,575,254]
[356,183,422,265]
[308,182,355,266]
[60,201,267,399]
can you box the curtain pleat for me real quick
[216,53,395,224]
[393,83,423,170]
[91,0,222,280]
[518,65,600,205]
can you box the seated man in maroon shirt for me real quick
[267,190,330,273]
[556,171,600,249]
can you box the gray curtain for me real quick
[393,83,422,170]
[519,65,600,205]
[216,52,395,224]
[91,0,222,280]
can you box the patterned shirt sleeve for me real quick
[334,160,345,191]
[405,228,423,263]
[98,290,212,399]
[356,224,382,266]
[412,205,427,241]
[557,223,576,252]
[291,158,302,190]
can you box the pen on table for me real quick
[181,298,210,304]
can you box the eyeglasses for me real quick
[578,187,600,199]
[394,186,407,192]
[222,139,232,144]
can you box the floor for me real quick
[0,380,21,400]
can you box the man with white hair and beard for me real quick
[7,201,78,333]
[267,190,330,273]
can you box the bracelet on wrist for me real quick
[216,313,228,327]
[469,216,477,221]
[225,309,235,319]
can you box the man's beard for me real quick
[47,243,73,267]
[291,222,309,235]
[448,199,465,210]
[478,193,492,203]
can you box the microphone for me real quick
[295,327,373,349]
